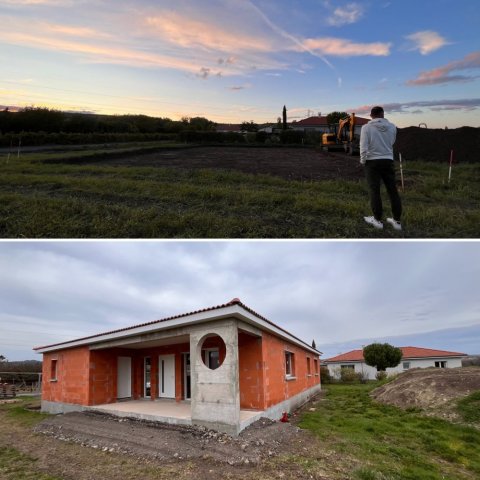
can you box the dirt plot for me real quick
[90,146,365,182]
[31,407,336,479]
[371,367,480,422]
[35,412,308,465]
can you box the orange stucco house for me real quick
[34,298,321,435]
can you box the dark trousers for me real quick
[365,160,402,221]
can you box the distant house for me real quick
[34,298,321,436]
[324,346,468,380]
[291,116,331,134]
[215,124,243,133]
[290,115,370,135]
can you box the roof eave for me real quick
[34,303,320,356]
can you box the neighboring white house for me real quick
[324,346,467,380]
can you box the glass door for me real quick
[144,357,151,398]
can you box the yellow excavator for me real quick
[322,113,360,155]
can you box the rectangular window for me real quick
[314,359,319,375]
[307,357,311,375]
[285,351,295,378]
[340,364,355,370]
[435,361,447,368]
[50,359,58,381]
[403,362,410,370]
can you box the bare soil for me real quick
[90,146,366,182]
[34,412,308,466]
[1,393,350,480]
[371,367,480,423]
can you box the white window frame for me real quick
[285,351,296,380]
[403,361,410,370]
[435,360,447,368]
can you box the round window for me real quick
[199,334,226,370]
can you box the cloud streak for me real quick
[350,98,480,114]
[301,37,391,57]
[407,51,480,86]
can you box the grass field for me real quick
[0,144,479,238]
[300,384,480,480]
[2,386,480,480]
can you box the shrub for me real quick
[357,370,370,384]
[375,371,387,381]
[340,367,359,383]
[320,366,332,384]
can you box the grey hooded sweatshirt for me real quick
[359,117,397,165]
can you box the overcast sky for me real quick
[1,0,479,127]
[1,241,479,361]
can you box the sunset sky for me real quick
[0,0,479,127]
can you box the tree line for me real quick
[0,107,216,135]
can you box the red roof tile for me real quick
[325,346,467,362]
[294,116,329,126]
[34,298,320,354]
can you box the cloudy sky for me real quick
[1,241,479,361]
[0,0,479,127]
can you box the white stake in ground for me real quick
[448,149,454,184]
[399,153,405,192]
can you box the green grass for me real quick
[0,447,61,480]
[0,146,479,238]
[0,397,49,427]
[457,391,480,423]
[299,384,480,480]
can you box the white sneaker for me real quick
[364,216,383,229]
[386,218,402,231]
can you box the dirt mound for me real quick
[395,126,480,163]
[371,367,480,422]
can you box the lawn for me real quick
[300,383,480,480]
[2,388,480,479]
[0,144,479,238]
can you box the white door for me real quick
[158,354,175,398]
[117,356,132,399]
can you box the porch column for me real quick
[189,319,240,436]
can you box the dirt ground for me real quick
[1,393,350,480]
[370,367,480,423]
[91,146,366,182]
[34,412,310,466]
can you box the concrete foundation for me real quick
[41,383,321,435]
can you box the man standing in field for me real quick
[360,106,402,231]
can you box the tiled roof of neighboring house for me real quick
[292,115,370,127]
[34,298,320,354]
[325,346,467,363]
[293,116,329,126]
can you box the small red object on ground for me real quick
[280,412,289,423]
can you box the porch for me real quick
[88,398,263,431]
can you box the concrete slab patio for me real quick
[88,399,262,430]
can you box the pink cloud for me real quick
[407,51,480,86]
[301,37,391,57]
[406,31,450,55]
